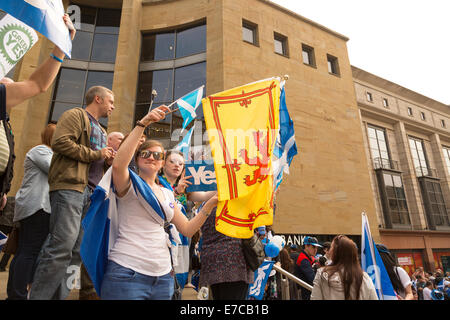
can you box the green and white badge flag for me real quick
[0,14,38,79]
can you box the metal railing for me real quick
[272,264,312,300]
[373,157,400,171]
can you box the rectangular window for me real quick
[443,146,450,175]
[327,54,340,76]
[420,112,426,121]
[409,137,429,177]
[301,44,315,67]
[441,119,446,128]
[274,32,288,57]
[383,98,389,108]
[382,173,411,226]
[366,92,373,102]
[418,179,450,229]
[242,20,258,46]
[367,125,391,169]
[407,107,413,116]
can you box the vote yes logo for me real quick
[0,21,35,64]
[185,161,217,192]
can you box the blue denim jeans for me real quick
[29,188,91,300]
[100,260,174,300]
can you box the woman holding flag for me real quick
[100,105,217,300]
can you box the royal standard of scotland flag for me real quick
[0,0,73,58]
[361,212,397,300]
[176,85,204,132]
[272,83,298,191]
[247,260,274,300]
[0,230,7,251]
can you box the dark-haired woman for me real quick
[376,243,414,300]
[311,235,378,300]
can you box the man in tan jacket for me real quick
[29,86,115,300]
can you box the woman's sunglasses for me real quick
[139,150,165,160]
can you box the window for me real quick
[242,20,258,46]
[420,112,426,121]
[48,4,121,127]
[441,119,446,128]
[70,6,121,63]
[409,137,429,177]
[366,92,373,102]
[274,32,288,57]
[301,44,315,67]
[327,54,340,75]
[139,23,206,146]
[407,107,413,116]
[368,125,391,169]
[443,146,450,175]
[418,179,450,229]
[383,98,389,108]
[382,173,410,226]
[141,24,206,61]
[49,68,114,127]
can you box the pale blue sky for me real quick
[271,0,450,105]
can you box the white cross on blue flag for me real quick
[361,212,397,300]
[0,230,7,251]
[174,123,195,158]
[176,85,204,132]
[0,0,73,57]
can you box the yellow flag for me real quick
[202,78,280,238]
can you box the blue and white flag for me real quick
[174,123,195,158]
[80,168,181,295]
[361,212,397,300]
[247,260,274,300]
[0,230,7,251]
[176,85,204,131]
[272,83,298,191]
[0,0,73,58]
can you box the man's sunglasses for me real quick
[139,150,165,160]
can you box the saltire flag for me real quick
[247,260,274,300]
[361,212,397,300]
[176,85,204,132]
[174,123,195,159]
[80,168,181,295]
[272,82,298,191]
[0,0,73,58]
[0,230,7,251]
[202,78,280,238]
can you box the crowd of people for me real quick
[0,13,449,302]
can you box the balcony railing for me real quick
[373,157,400,171]
[415,166,438,179]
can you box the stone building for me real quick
[3,0,448,272]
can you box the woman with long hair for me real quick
[376,244,414,300]
[100,106,217,300]
[6,123,56,299]
[311,235,378,300]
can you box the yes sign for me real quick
[185,161,217,192]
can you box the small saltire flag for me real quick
[0,230,7,251]
[272,83,298,191]
[361,212,397,300]
[174,123,195,159]
[177,85,204,131]
[0,0,73,58]
[247,260,274,300]
[202,78,280,238]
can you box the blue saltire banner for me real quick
[247,260,274,300]
[361,212,397,300]
[176,85,204,131]
[272,83,298,191]
[0,230,7,251]
[185,160,217,192]
[0,0,72,58]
